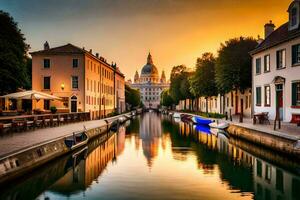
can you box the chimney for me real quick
[264,20,275,39]
[82,47,85,50]
[44,41,50,50]
[96,53,99,58]
[89,49,92,54]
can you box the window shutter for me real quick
[276,51,279,69]
[292,82,297,106]
[292,45,298,65]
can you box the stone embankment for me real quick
[0,112,135,185]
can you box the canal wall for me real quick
[227,124,300,157]
[0,113,131,185]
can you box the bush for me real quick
[50,106,57,114]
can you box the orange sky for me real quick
[1,0,291,80]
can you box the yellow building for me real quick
[31,42,125,119]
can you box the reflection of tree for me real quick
[125,117,140,135]
[166,119,254,192]
[217,156,253,192]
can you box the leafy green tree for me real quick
[125,84,141,109]
[160,89,173,109]
[190,52,217,113]
[169,65,194,109]
[215,37,257,93]
[0,10,31,94]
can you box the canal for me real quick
[1,112,300,200]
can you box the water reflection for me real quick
[1,113,300,200]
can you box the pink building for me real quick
[31,42,125,119]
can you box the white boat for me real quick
[209,122,229,130]
[173,112,181,118]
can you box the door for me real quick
[235,94,239,114]
[71,96,77,113]
[276,84,283,120]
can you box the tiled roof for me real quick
[251,22,300,55]
[30,43,85,55]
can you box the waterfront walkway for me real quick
[0,114,129,158]
[227,116,300,140]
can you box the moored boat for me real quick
[64,131,88,150]
[192,116,213,125]
[209,122,229,130]
[173,112,181,118]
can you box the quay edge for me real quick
[227,124,300,157]
[0,112,136,185]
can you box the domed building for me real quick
[131,53,169,108]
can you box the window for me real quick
[257,160,262,177]
[226,97,229,107]
[246,96,248,109]
[72,76,78,89]
[44,76,50,90]
[292,44,300,65]
[291,7,298,27]
[264,85,271,106]
[276,169,284,192]
[292,82,300,106]
[264,55,270,72]
[256,58,261,74]
[256,86,262,106]
[44,59,50,68]
[265,164,271,182]
[73,59,78,68]
[44,100,50,110]
[276,49,286,69]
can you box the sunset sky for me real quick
[0,0,291,80]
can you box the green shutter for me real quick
[292,82,297,106]
[256,87,261,105]
[292,45,298,65]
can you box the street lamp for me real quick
[61,83,65,91]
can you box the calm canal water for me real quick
[1,112,300,200]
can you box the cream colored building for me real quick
[130,53,169,108]
[251,0,300,123]
[115,67,125,114]
[31,42,125,119]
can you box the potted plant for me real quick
[50,106,57,114]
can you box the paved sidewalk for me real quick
[0,114,129,158]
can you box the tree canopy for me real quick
[160,89,173,108]
[215,37,257,93]
[0,10,31,94]
[190,52,218,98]
[169,65,193,104]
[125,84,141,109]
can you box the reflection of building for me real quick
[130,53,169,108]
[49,134,117,195]
[139,113,162,167]
[177,120,300,198]
[117,126,126,156]
[31,42,125,119]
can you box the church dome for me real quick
[141,53,159,77]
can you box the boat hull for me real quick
[192,116,212,125]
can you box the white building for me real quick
[130,53,170,109]
[251,0,300,123]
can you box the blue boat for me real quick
[192,116,213,125]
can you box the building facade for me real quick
[130,53,169,108]
[115,67,126,114]
[251,0,300,123]
[31,42,125,119]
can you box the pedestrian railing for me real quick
[0,112,90,134]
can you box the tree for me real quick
[125,84,141,110]
[169,65,194,109]
[160,89,173,109]
[189,52,218,113]
[215,37,257,94]
[0,10,31,94]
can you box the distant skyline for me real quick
[0,0,291,80]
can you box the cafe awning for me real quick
[0,90,61,100]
